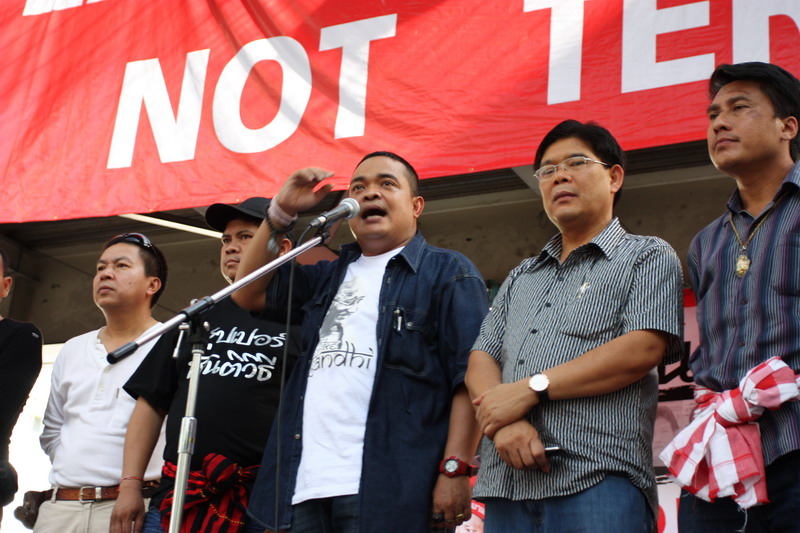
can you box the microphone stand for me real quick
[167,318,207,533]
[106,227,330,532]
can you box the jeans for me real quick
[240,521,268,533]
[678,450,800,533]
[288,495,360,533]
[483,473,652,533]
[142,506,165,533]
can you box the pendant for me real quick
[736,254,751,277]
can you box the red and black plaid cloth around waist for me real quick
[159,453,259,533]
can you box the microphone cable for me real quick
[272,221,316,530]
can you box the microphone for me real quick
[308,198,360,228]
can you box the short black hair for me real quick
[709,62,800,160]
[357,151,420,196]
[102,234,168,308]
[0,247,8,277]
[534,120,626,206]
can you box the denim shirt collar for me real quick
[338,231,426,274]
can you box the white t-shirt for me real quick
[292,247,402,504]
[40,325,166,487]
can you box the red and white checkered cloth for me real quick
[659,356,800,508]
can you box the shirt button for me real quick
[294,434,301,440]
[517,359,525,365]
[556,276,564,281]
[531,329,538,334]
[741,298,748,305]
[544,303,551,308]
[99,385,106,392]
[738,341,745,347]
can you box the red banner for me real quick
[2,0,799,222]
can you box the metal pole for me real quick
[167,320,207,533]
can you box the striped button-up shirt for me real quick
[472,218,683,515]
[688,162,800,465]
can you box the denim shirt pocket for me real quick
[301,290,330,324]
[383,305,435,379]
[298,291,332,356]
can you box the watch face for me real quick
[444,459,459,473]
[530,374,549,392]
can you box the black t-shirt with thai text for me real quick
[124,297,298,507]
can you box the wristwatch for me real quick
[439,456,475,477]
[528,373,550,403]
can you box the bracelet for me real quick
[264,201,297,234]
[270,201,298,228]
[120,475,143,483]
[265,202,297,255]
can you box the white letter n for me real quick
[107,50,210,169]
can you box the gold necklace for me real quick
[728,191,787,277]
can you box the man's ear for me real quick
[277,237,293,257]
[780,115,798,143]
[412,195,425,219]
[609,164,624,194]
[0,276,12,299]
[146,277,162,298]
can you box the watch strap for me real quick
[537,386,549,403]
[439,456,475,477]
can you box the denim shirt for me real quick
[247,232,488,531]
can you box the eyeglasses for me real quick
[534,156,610,182]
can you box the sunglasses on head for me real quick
[107,232,165,277]
[110,232,153,249]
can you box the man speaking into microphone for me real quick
[234,151,488,533]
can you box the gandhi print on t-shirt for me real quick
[318,279,364,350]
[308,267,380,379]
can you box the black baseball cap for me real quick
[204,197,269,232]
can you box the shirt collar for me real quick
[534,217,626,267]
[340,231,425,273]
[726,160,800,216]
